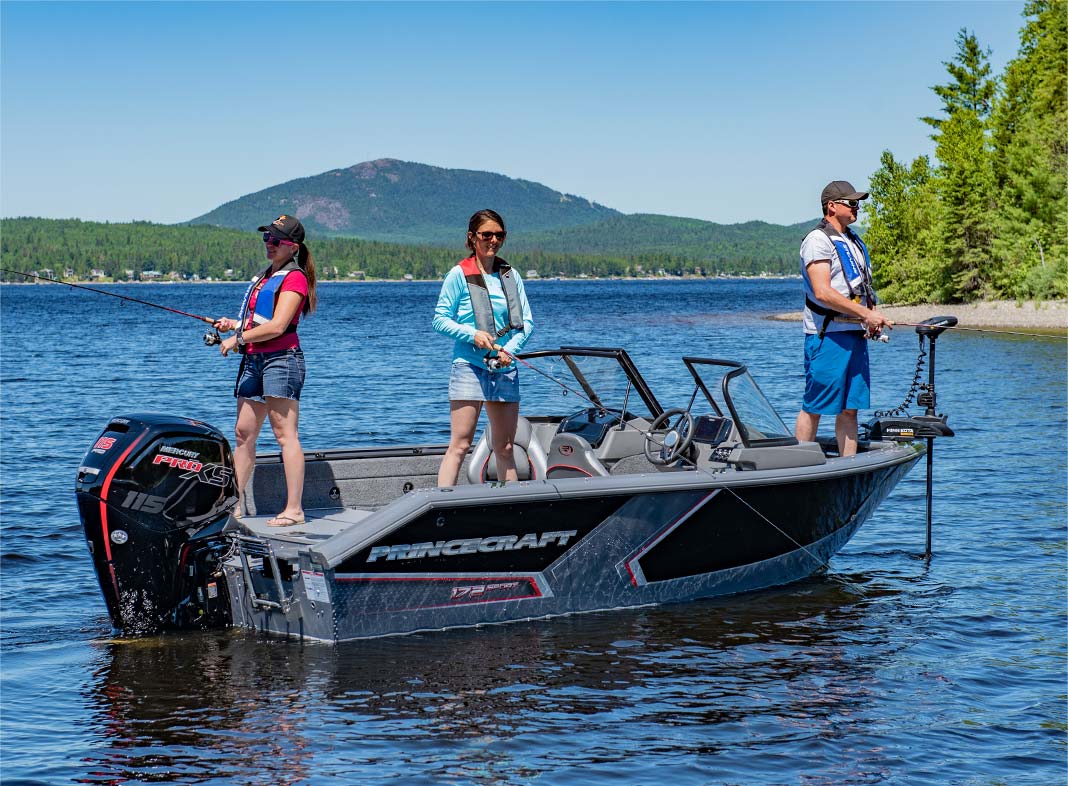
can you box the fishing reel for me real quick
[203,329,222,347]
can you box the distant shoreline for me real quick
[769,300,1068,333]
[1,273,802,286]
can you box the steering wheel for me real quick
[644,408,696,465]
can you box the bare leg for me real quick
[485,401,519,482]
[835,409,859,457]
[438,400,482,487]
[233,398,268,516]
[266,397,305,520]
[795,410,820,443]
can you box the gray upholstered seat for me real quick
[545,433,610,479]
[466,416,549,483]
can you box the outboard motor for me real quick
[76,414,238,634]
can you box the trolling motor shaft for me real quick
[865,316,957,558]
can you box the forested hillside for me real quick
[0,218,797,282]
[187,159,620,245]
[866,0,1066,303]
[512,213,812,267]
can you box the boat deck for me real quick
[237,506,376,545]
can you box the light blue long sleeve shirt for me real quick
[432,264,534,370]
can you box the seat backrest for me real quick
[545,433,611,479]
[466,416,549,483]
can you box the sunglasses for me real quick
[262,232,297,247]
[473,231,507,241]
[832,199,861,208]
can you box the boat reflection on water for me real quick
[80,575,916,784]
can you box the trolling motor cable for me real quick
[2,268,224,345]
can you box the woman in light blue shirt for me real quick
[432,209,534,486]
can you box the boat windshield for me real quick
[517,348,660,420]
[684,358,795,447]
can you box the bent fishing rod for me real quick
[1,268,226,344]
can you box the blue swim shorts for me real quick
[801,332,870,415]
[448,360,520,403]
[235,348,306,402]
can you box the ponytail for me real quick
[297,244,317,315]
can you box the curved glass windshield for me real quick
[725,371,792,444]
[684,358,794,447]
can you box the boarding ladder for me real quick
[231,533,295,614]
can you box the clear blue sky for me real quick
[1,1,1027,227]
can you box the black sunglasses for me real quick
[832,199,861,208]
[262,232,296,247]
[473,231,507,241]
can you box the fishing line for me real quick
[1,268,216,324]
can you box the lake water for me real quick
[1,279,1064,785]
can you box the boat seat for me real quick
[545,433,611,479]
[467,416,549,483]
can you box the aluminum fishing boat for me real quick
[77,326,955,642]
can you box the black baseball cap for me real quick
[257,214,305,244]
[821,181,870,205]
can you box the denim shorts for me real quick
[448,360,520,402]
[235,348,306,402]
[801,332,870,415]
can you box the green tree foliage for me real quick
[989,0,1068,299]
[867,152,940,303]
[0,217,797,283]
[868,7,1066,302]
[921,29,997,136]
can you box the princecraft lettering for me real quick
[366,530,579,563]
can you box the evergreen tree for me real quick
[989,0,1068,299]
[921,29,997,137]
[924,30,998,301]
[867,152,941,302]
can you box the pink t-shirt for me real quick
[244,270,308,353]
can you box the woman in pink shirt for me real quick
[215,215,317,527]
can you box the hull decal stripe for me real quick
[98,431,147,598]
[624,490,720,586]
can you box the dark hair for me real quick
[465,209,506,253]
[297,243,317,315]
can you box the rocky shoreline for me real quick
[770,299,1068,333]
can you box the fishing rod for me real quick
[1,268,225,345]
[836,315,1063,340]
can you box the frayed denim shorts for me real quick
[235,348,306,402]
[448,360,520,402]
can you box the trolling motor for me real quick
[865,316,957,558]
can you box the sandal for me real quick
[266,514,305,528]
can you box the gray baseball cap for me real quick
[821,181,869,204]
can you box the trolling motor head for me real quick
[914,315,958,338]
[865,315,958,442]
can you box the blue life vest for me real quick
[238,260,302,332]
[802,220,876,336]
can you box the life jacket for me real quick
[458,256,525,338]
[238,260,302,334]
[802,220,876,337]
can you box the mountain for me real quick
[187,158,620,245]
[186,158,817,265]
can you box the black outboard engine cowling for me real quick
[76,414,238,634]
